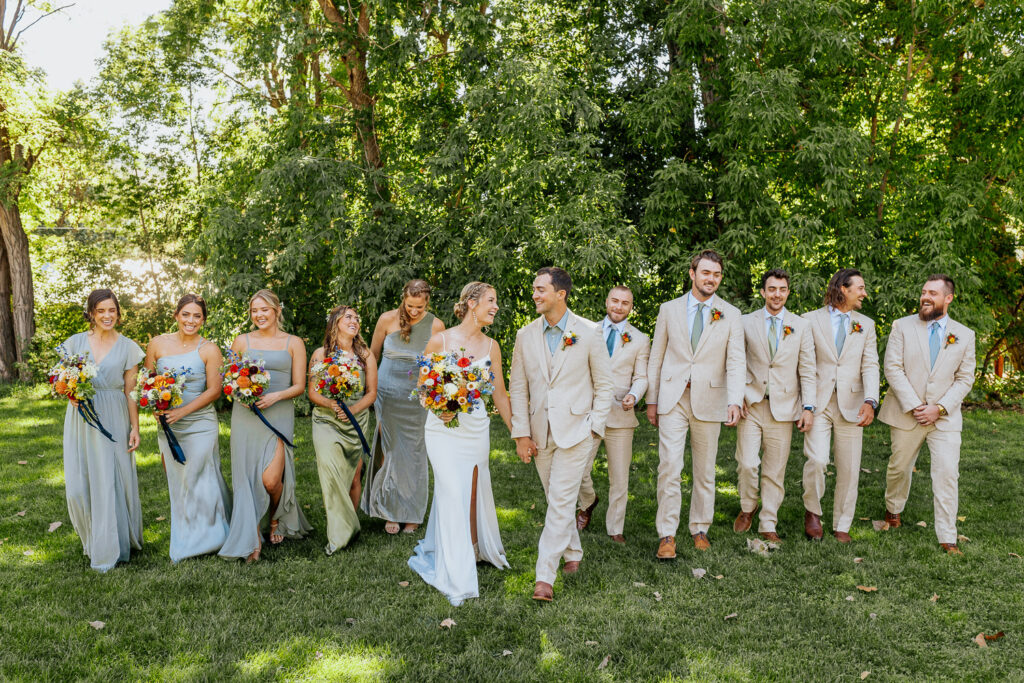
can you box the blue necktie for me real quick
[836,314,849,355]
[606,326,616,357]
[929,322,940,368]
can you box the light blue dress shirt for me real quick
[602,316,626,355]
[827,305,851,342]
[763,307,786,349]
[542,310,571,355]
[687,293,714,334]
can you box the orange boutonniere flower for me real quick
[782,325,794,338]
[945,333,957,348]
[561,331,579,350]
[621,331,632,345]
[850,322,863,334]
[710,308,723,323]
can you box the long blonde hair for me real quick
[249,289,284,329]
[398,279,432,342]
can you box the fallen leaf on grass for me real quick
[913,467,919,473]
[345,618,356,625]
[957,516,966,522]
[502,650,513,656]
[860,672,870,680]
[23,549,33,556]
[714,574,724,580]
[872,520,890,532]
[853,557,864,563]
[958,534,971,544]
[1010,553,1021,559]
[845,596,855,601]
[37,454,44,458]
[692,568,707,579]
[16,510,26,517]
[509,474,515,479]
[869,613,877,619]
[653,591,662,602]
[633,582,646,587]
[398,581,410,587]
[155,516,166,521]
[746,538,778,557]
[17,460,27,465]
[529,504,535,510]
[859,517,871,521]
[724,613,738,620]
[303,504,310,509]
[930,594,939,602]
[315,651,323,660]
[585,641,598,646]
[439,618,456,629]
[972,632,1004,648]
[88,621,105,630]
[598,655,611,670]
[916,521,927,528]
[47,521,62,533]
[857,585,878,592]
[826,470,834,476]
[860,468,871,474]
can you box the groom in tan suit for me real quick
[576,285,650,543]
[878,274,975,554]
[733,269,817,542]
[647,250,745,558]
[510,267,614,602]
[801,268,880,543]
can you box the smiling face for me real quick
[918,279,954,321]
[402,295,428,323]
[336,308,361,340]
[606,288,634,324]
[761,276,790,316]
[250,297,279,331]
[91,298,119,331]
[532,274,565,315]
[840,275,867,311]
[689,258,724,299]
[175,303,205,337]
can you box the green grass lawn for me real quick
[1,385,1022,681]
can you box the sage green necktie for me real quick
[836,313,849,355]
[691,303,706,352]
[768,316,778,359]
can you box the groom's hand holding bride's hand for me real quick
[646,404,658,427]
[515,436,538,463]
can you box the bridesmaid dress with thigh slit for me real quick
[219,335,311,559]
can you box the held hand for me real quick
[797,409,814,433]
[857,403,875,428]
[69,398,80,409]
[515,436,538,464]
[333,404,348,421]
[725,404,741,427]
[646,404,659,427]
[440,411,457,425]
[740,401,750,420]
[255,392,280,410]
[162,406,187,426]
[912,404,941,426]
[621,394,636,411]
[127,427,140,453]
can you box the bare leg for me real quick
[349,459,363,511]
[262,439,286,544]
[470,465,479,546]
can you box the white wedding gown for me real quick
[408,354,510,606]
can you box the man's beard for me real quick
[918,303,946,321]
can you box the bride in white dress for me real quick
[408,282,514,606]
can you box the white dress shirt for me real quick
[687,292,715,333]
[827,305,852,341]
[763,307,786,349]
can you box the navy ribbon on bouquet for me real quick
[158,415,186,464]
[78,399,115,443]
[335,399,370,456]
[249,405,296,449]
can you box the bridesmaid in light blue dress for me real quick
[220,289,312,562]
[143,294,230,563]
[61,289,145,572]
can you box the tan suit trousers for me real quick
[802,392,863,532]
[578,427,635,536]
[655,388,721,537]
[884,425,961,545]
[534,430,598,584]
[735,399,793,533]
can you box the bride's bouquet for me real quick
[220,352,270,407]
[412,349,495,429]
[47,349,114,442]
[310,351,364,403]
[133,367,190,463]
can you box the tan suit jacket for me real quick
[741,309,817,422]
[510,310,614,450]
[646,294,745,422]
[604,321,650,429]
[802,307,880,423]
[878,315,976,432]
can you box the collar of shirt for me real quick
[926,315,949,336]
[603,317,626,335]
[763,307,787,324]
[542,310,570,334]
[687,292,715,317]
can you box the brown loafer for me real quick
[562,560,580,575]
[609,534,626,544]
[733,508,756,533]
[576,496,599,532]
[760,531,782,543]
[804,510,823,541]
[884,510,902,528]
[532,581,554,601]
[833,530,852,544]
[692,532,711,551]
[940,543,963,555]
[656,536,676,559]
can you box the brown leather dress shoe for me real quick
[576,496,599,532]
[833,530,852,543]
[760,531,782,543]
[609,534,626,544]
[693,532,711,551]
[884,510,902,528]
[940,543,963,555]
[562,560,580,575]
[733,508,755,533]
[532,581,554,601]
[656,536,676,559]
[804,510,823,541]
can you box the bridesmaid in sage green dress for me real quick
[143,294,230,563]
[219,289,312,562]
[363,280,445,534]
[307,305,378,553]
[61,289,145,572]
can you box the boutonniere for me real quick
[850,322,863,334]
[621,331,632,345]
[945,333,957,348]
[561,331,579,350]
[782,325,794,338]
[710,308,723,323]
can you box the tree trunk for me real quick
[0,202,35,381]
[0,235,17,380]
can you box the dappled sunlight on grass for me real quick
[238,637,394,681]
[495,507,529,528]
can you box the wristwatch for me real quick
[937,404,948,417]
[802,405,815,413]
[864,399,878,412]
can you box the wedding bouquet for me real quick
[134,367,190,463]
[221,352,270,407]
[310,351,364,402]
[48,348,113,442]
[412,349,494,429]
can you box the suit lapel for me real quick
[693,296,718,357]
[531,318,551,382]
[549,311,577,381]
[814,309,838,361]
[912,317,935,376]
[754,309,771,359]
[673,296,691,357]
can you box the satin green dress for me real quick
[311,374,371,553]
